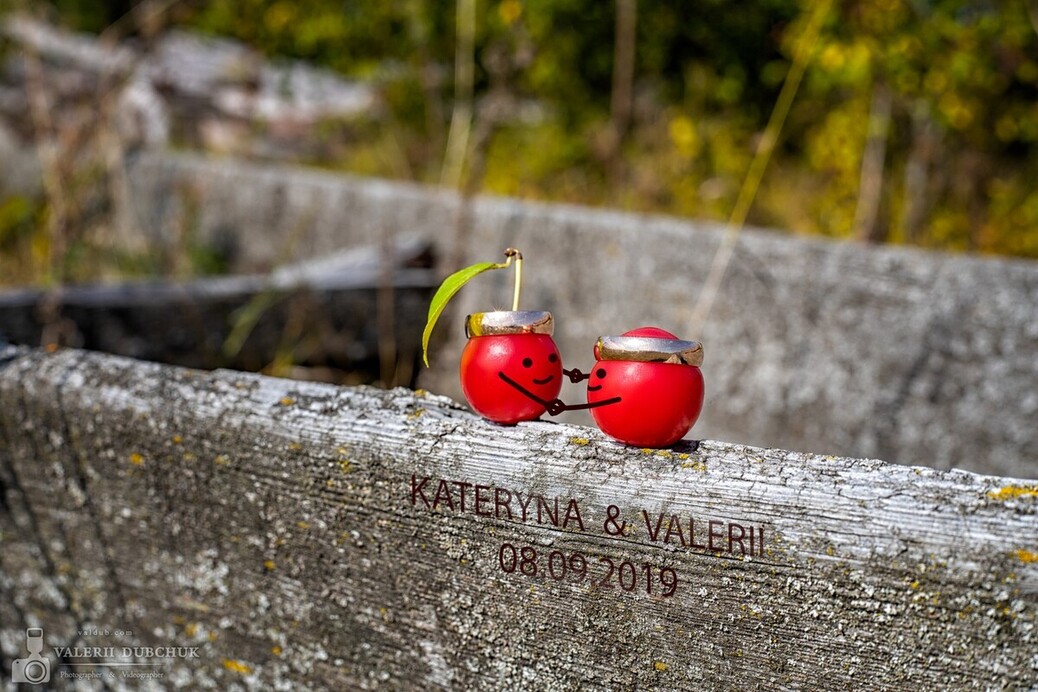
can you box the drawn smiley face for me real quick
[460,333,563,425]
[522,352,559,387]
[587,366,608,393]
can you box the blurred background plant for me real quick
[2,0,1038,293]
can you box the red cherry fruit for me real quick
[587,327,704,448]
[461,332,563,425]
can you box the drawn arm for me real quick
[555,397,622,412]
[563,367,591,383]
[498,371,551,407]
[497,372,620,416]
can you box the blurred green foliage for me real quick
[15,0,1038,260]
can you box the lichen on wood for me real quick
[0,346,1035,690]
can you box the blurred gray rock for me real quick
[0,16,378,157]
[122,151,1038,479]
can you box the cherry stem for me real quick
[504,248,523,311]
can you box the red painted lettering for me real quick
[453,481,472,512]
[494,488,513,520]
[537,496,559,526]
[728,523,746,556]
[474,485,492,516]
[432,479,454,511]
[708,520,723,552]
[643,511,665,542]
[562,499,585,531]
[689,517,707,550]
[410,475,430,508]
[515,492,534,522]
[664,515,686,547]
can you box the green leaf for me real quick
[422,260,508,367]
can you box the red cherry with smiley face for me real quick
[460,311,563,425]
[587,326,704,447]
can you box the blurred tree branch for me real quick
[440,0,475,189]
[604,0,637,186]
[853,83,891,244]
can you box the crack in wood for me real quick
[0,348,1035,689]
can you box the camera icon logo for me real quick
[12,627,50,684]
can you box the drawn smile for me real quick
[533,375,555,386]
[587,384,602,392]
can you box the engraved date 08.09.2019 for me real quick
[498,542,678,597]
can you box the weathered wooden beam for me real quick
[1,347,1035,689]
[0,240,436,383]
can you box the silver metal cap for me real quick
[465,311,554,338]
[595,335,704,366]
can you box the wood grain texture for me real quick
[0,346,1036,690]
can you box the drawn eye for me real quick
[522,357,533,368]
[596,368,607,379]
[547,353,558,363]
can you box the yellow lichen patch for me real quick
[339,459,352,474]
[677,453,690,460]
[569,437,590,446]
[185,623,198,638]
[1012,549,1038,563]
[182,452,197,462]
[214,454,231,466]
[641,448,654,455]
[264,560,276,571]
[655,450,673,459]
[407,408,426,420]
[910,580,920,590]
[279,397,295,407]
[172,435,183,444]
[287,442,303,452]
[271,646,283,656]
[653,661,669,672]
[739,604,762,619]
[988,485,1038,501]
[681,459,707,472]
[325,479,336,488]
[129,453,144,466]
[415,389,428,398]
[297,521,310,530]
[223,659,252,675]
